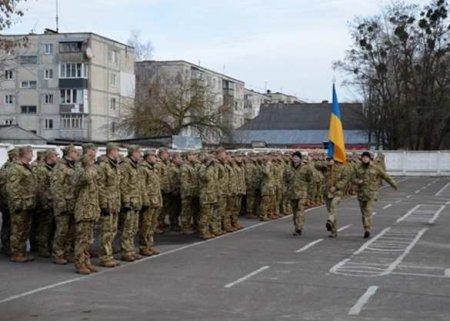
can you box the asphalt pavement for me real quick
[0,176,449,321]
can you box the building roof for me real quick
[137,60,245,84]
[230,129,367,145]
[0,125,47,144]
[238,102,366,131]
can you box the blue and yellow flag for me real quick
[327,84,347,163]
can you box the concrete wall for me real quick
[384,151,450,176]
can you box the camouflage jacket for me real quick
[315,162,349,198]
[216,160,229,197]
[34,162,55,211]
[155,160,172,194]
[353,162,397,202]
[233,162,246,196]
[260,161,275,196]
[72,167,100,222]
[226,162,238,196]
[139,161,162,209]
[180,161,199,198]
[120,157,143,210]
[169,164,182,196]
[284,162,312,200]
[6,160,37,213]
[0,161,12,210]
[51,158,77,216]
[245,161,259,192]
[97,157,121,214]
[198,160,218,205]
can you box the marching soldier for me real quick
[284,151,312,236]
[139,149,162,256]
[51,145,79,265]
[97,143,121,267]
[353,151,398,238]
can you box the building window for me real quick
[59,63,87,78]
[5,70,13,80]
[109,50,119,63]
[61,114,83,129]
[110,97,117,110]
[44,69,54,79]
[111,122,117,134]
[60,89,82,104]
[4,95,14,105]
[21,105,37,114]
[44,119,53,129]
[59,41,83,53]
[44,94,54,104]
[44,43,53,54]
[19,55,38,64]
[110,73,118,87]
[4,119,13,125]
[20,81,37,89]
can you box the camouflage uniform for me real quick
[119,150,143,260]
[224,160,237,231]
[245,157,259,218]
[156,152,177,230]
[272,159,284,217]
[216,158,229,234]
[6,155,37,260]
[198,156,218,238]
[34,151,57,257]
[73,155,100,274]
[97,147,122,266]
[139,151,162,255]
[259,159,276,221]
[51,151,77,263]
[353,160,397,235]
[284,160,312,233]
[179,155,200,234]
[232,159,245,229]
[168,158,182,230]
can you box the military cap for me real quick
[62,145,77,156]
[36,150,45,157]
[292,151,302,159]
[44,148,58,158]
[215,147,226,154]
[106,142,120,152]
[7,148,19,157]
[82,143,97,153]
[127,145,141,155]
[158,147,169,155]
[143,149,157,157]
[18,146,33,156]
[80,154,95,166]
[361,151,372,158]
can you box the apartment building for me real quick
[244,88,268,122]
[0,30,135,141]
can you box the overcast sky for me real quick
[7,0,432,102]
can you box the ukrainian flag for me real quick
[327,84,347,163]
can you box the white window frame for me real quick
[5,70,13,80]
[20,81,37,89]
[61,114,83,129]
[44,119,54,129]
[59,63,87,79]
[44,68,54,79]
[4,119,13,125]
[21,105,37,114]
[44,94,54,104]
[44,43,53,55]
[110,97,117,110]
[110,50,119,64]
[4,95,14,105]
[110,73,118,87]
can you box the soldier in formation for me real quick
[0,145,393,272]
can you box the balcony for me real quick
[60,104,85,114]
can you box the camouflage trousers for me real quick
[98,212,119,263]
[290,198,307,231]
[281,192,292,215]
[199,201,216,235]
[158,193,179,228]
[10,210,33,256]
[274,186,283,216]
[74,220,94,266]
[139,206,160,252]
[180,196,198,231]
[120,209,139,256]
[231,195,243,227]
[259,195,274,220]
[315,182,323,203]
[358,199,376,232]
[217,195,227,231]
[246,190,258,216]
[225,195,236,230]
[37,208,55,256]
[52,212,75,260]
[325,196,342,233]
[1,208,11,255]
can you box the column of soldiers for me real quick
[0,144,393,274]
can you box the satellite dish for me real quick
[85,47,93,59]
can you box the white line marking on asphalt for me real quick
[429,206,446,224]
[406,195,412,199]
[224,266,270,288]
[383,204,392,210]
[372,212,377,216]
[348,286,379,316]
[392,272,450,279]
[421,187,426,190]
[295,239,324,253]
[435,183,450,197]
[396,205,421,223]
[415,190,421,194]
[338,224,352,232]
[445,269,450,277]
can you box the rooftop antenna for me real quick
[56,0,59,32]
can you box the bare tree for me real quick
[119,72,232,143]
[127,29,153,61]
[335,0,450,150]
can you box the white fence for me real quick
[384,151,450,176]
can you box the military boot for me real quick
[150,248,160,255]
[100,260,120,268]
[53,257,68,265]
[75,264,91,275]
[86,263,98,273]
[121,254,135,262]
[10,254,28,263]
[140,249,153,257]
[133,253,143,260]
